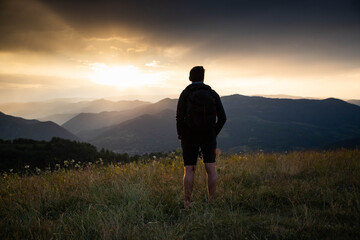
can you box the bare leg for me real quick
[205,162,217,201]
[183,165,196,208]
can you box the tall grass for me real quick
[1,149,359,239]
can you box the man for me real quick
[176,66,226,208]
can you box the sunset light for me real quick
[89,63,162,89]
[0,0,359,102]
[1,1,360,238]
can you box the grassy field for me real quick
[1,149,359,239]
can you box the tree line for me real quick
[0,137,173,173]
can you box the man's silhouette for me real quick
[176,66,226,208]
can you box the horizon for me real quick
[1,0,360,103]
[0,93,359,106]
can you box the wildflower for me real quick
[24,165,30,169]
[9,169,13,173]
[75,163,80,168]
[55,164,60,169]
[64,160,69,167]
[71,159,75,164]
[35,167,41,174]
[88,162,92,166]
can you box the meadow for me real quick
[0,149,359,239]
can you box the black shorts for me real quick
[181,134,217,166]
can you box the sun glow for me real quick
[89,63,161,88]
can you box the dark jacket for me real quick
[176,83,226,140]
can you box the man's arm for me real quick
[214,92,226,135]
[176,91,187,140]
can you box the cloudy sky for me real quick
[0,0,359,102]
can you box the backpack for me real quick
[185,88,217,132]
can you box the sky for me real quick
[0,0,359,103]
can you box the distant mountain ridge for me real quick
[0,99,149,124]
[38,113,79,125]
[348,99,360,106]
[62,98,177,134]
[218,95,360,152]
[71,95,360,154]
[0,112,79,141]
[2,95,360,154]
[89,109,178,154]
[221,95,360,127]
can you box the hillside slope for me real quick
[0,99,149,121]
[0,112,79,141]
[219,95,360,152]
[84,95,360,154]
[348,99,360,106]
[63,98,177,134]
[89,109,178,154]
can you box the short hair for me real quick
[189,66,205,82]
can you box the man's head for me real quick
[189,66,205,82]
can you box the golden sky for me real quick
[0,0,359,102]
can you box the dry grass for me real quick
[1,149,359,239]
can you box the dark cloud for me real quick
[39,0,359,35]
[0,0,87,53]
[40,1,360,60]
[1,0,359,63]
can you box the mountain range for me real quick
[0,99,149,125]
[64,95,360,154]
[218,95,360,152]
[348,99,360,106]
[1,95,360,154]
[88,109,178,154]
[0,112,78,141]
[62,98,177,135]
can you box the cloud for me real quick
[0,73,123,102]
[0,0,359,101]
[37,1,360,42]
[2,0,359,61]
[0,0,76,52]
[145,60,158,67]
